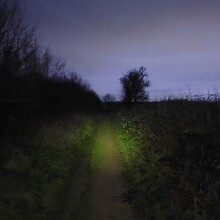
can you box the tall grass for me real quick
[117,101,220,219]
[0,115,94,220]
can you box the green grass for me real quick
[0,115,95,220]
[91,137,102,171]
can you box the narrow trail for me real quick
[90,121,134,220]
[61,120,134,220]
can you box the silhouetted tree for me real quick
[0,0,101,134]
[120,66,150,104]
[103,93,116,102]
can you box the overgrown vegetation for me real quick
[0,115,95,219]
[0,0,101,136]
[0,1,100,219]
[117,100,220,219]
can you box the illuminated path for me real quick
[90,121,134,220]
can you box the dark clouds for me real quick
[25,0,220,99]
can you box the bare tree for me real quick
[120,66,150,104]
[0,0,101,119]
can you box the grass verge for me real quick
[0,114,94,220]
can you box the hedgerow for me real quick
[117,101,220,219]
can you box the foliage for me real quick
[0,0,101,135]
[0,115,95,219]
[117,101,220,219]
[120,66,150,104]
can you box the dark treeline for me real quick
[0,0,101,135]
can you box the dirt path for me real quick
[60,120,134,220]
[90,121,134,220]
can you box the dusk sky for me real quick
[24,0,220,100]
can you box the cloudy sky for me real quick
[24,0,220,99]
